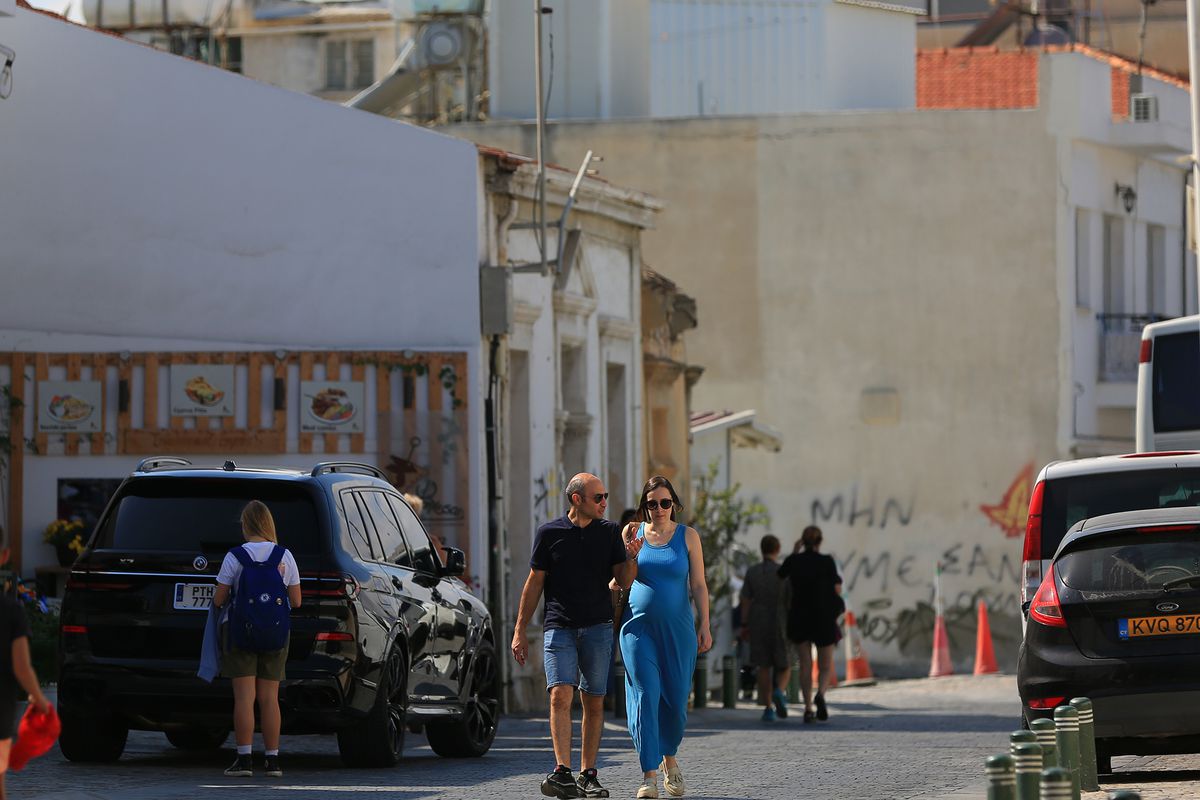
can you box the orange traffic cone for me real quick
[973,600,999,675]
[929,612,953,678]
[842,610,876,686]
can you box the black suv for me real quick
[57,458,498,767]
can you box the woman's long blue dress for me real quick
[620,522,696,773]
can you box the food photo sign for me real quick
[300,381,364,433]
[170,365,234,417]
[38,381,103,433]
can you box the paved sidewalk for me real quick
[9,675,1200,798]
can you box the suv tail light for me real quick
[1139,338,1152,363]
[1028,696,1066,709]
[1029,564,1067,628]
[1021,479,1045,605]
[301,572,360,600]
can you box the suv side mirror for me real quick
[441,547,465,577]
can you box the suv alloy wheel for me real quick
[337,644,407,767]
[425,639,500,757]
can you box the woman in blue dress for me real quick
[620,476,712,799]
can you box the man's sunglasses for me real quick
[644,498,674,510]
[591,493,609,503]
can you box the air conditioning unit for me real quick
[1130,93,1159,123]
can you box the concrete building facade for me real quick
[450,47,1194,673]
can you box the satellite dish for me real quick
[1024,23,1071,46]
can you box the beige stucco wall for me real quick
[450,110,1062,674]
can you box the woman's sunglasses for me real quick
[644,498,674,510]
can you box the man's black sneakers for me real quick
[264,754,283,778]
[577,768,611,798]
[223,754,253,777]
[541,765,583,799]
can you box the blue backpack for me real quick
[228,545,291,653]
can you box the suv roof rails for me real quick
[135,456,193,473]
[311,462,390,482]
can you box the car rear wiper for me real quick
[1162,574,1200,591]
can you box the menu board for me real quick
[300,381,364,433]
[170,365,235,417]
[38,381,103,433]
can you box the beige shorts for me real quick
[220,624,289,681]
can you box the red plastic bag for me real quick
[9,704,60,771]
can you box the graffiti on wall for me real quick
[532,468,560,531]
[809,486,915,531]
[980,462,1035,539]
[794,471,1031,671]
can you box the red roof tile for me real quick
[917,48,1039,110]
[917,44,1189,113]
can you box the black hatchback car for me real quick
[57,457,498,767]
[1018,506,1200,772]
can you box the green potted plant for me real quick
[44,518,86,567]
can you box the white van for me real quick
[1136,315,1200,452]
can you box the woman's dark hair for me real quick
[637,475,683,523]
[800,525,823,551]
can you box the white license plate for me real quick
[173,582,214,610]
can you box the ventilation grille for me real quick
[1130,94,1159,123]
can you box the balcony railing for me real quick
[1097,313,1167,383]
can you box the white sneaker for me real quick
[660,759,686,797]
[636,777,659,799]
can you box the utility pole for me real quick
[533,0,548,276]
[1188,0,1200,310]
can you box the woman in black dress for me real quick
[779,525,843,722]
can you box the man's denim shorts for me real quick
[543,623,613,695]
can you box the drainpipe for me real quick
[1184,170,1192,315]
[484,334,507,711]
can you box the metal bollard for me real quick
[787,659,800,704]
[722,654,737,709]
[1054,705,1081,800]
[1070,697,1098,792]
[986,754,1016,800]
[1106,792,1141,800]
[1012,742,1043,800]
[614,662,626,719]
[1040,766,1072,800]
[1031,718,1059,772]
[693,652,708,709]
[1010,729,1038,753]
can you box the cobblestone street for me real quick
[14,675,1200,799]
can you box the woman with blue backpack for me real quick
[212,500,301,778]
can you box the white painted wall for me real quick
[489,0,915,120]
[1,8,479,350]
[824,2,917,110]
[1042,53,1195,453]
[488,0,651,120]
[1,7,486,580]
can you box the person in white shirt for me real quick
[212,500,301,779]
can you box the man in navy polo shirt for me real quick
[512,472,641,799]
